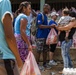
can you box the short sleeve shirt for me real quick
[0,0,15,59]
[25,22,31,36]
[48,20,58,34]
[58,16,72,26]
[36,13,48,38]
[14,13,31,36]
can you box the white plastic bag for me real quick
[46,28,58,45]
[20,51,41,75]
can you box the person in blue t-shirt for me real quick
[36,4,55,70]
[48,12,59,66]
[14,1,32,62]
[0,0,23,75]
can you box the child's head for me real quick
[62,8,69,16]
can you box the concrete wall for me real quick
[33,47,76,62]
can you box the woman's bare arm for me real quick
[56,20,76,31]
[20,18,32,51]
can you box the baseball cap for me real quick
[51,12,59,17]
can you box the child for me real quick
[58,8,74,41]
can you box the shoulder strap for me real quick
[40,13,44,22]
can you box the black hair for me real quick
[43,4,50,10]
[15,1,31,16]
[69,11,76,18]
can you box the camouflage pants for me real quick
[36,38,49,52]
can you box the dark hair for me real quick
[63,8,70,15]
[15,1,31,16]
[43,4,50,10]
[69,11,76,18]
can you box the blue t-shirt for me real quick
[14,13,31,36]
[48,20,58,34]
[14,14,27,34]
[0,0,15,59]
[25,22,31,36]
[36,13,48,38]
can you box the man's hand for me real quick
[55,25,59,30]
[49,24,56,28]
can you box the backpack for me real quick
[30,13,44,36]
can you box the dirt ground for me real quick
[33,48,76,75]
[41,61,76,75]
[41,61,63,75]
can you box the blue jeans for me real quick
[61,39,73,68]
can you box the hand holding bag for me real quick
[46,28,58,45]
[20,51,41,75]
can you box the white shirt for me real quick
[58,16,72,26]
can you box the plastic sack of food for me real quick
[46,28,58,45]
[20,51,41,75]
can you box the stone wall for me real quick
[33,47,76,62]
[54,47,76,61]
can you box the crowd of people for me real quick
[0,0,76,75]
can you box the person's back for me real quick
[58,8,72,26]
[58,15,72,26]
[0,0,23,75]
